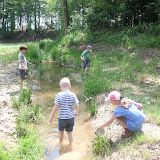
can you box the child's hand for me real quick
[74,110,78,116]
[24,67,28,71]
[94,56,96,59]
[99,125,103,129]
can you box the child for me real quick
[49,77,79,145]
[81,45,96,74]
[99,91,145,137]
[18,45,28,88]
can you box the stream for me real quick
[32,62,96,160]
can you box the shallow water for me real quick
[33,62,96,160]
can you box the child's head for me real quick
[86,45,92,53]
[105,91,122,105]
[60,77,71,90]
[105,91,132,108]
[20,45,27,54]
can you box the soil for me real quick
[0,62,19,146]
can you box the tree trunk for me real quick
[62,0,69,33]
[34,0,37,31]
[11,11,15,31]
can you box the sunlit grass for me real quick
[0,127,45,160]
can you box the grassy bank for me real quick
[0,88,45,160]
[0,26,160,159]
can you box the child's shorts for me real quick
[58,118,74,132]
[19,69,26,79]
[82,60,90,69]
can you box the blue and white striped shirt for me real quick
[54,91,79,119]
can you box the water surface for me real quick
[33,62,96,160]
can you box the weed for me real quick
[15,120,28,138]
[19,88,31,104]
[16,130,45,160]
[18,104,44,124]
[61,69,73,76]
[0,143,12,160]
[86,98,98,116]
[92,137,113,156]
[12,97,21,109]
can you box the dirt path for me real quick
[0,62,19,146]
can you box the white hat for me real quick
[105,91,121,102]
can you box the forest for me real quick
[1,0,160,34]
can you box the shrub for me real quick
[25,44,42,63]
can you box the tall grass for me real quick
[92,137,113,156]
[0,127,45,160]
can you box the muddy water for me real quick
[33,62,96,160]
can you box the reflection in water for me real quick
[33,62,95,160]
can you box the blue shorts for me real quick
[82,60,90,69]
[19,69,25,79]
[58,118,74,132]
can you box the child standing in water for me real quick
[99,91,145,137]
[81,45,96,74]
[49,77,79,145]
[18,45,28,88]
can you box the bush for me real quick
[26,44,42,63]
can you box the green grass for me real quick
[0,127,45,160]
[92,137,113,157]
[18,104,44,123]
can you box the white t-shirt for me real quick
[18,53,27,70]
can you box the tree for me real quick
[62,0,69,33]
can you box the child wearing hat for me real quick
[99,91,145,137]
[81,45,96,74]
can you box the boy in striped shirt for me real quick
[49,77,79,146]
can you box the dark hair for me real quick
[20,45,27,51]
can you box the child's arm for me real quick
[133,101,143,110]
[74,104,79,116]
[19,62,28,71]
[99,114,117,129]
[128,99,143,110]
[81,55,84,60]
[49,104,59,123]
[92,53,96,59]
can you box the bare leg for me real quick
[67,131,73,145]
[59,130,64,143]
[116,117,127,128]
[20,79,24,88]
[82,68,85,73]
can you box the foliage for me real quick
[19,88,32,104]
[0,143,12,160]
[92,137,113,156]
[0,127,45,160]
[25,44,42,63]
[18,104,44,123]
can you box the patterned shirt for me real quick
[54,91,79,119]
